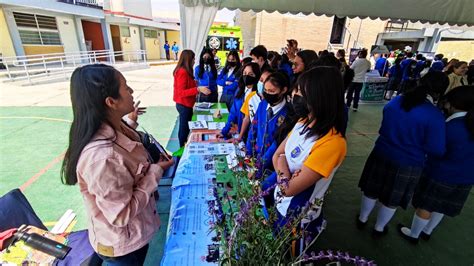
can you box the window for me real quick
[14,12,61,45]
[120,26,131,37]
[144,29,158,38]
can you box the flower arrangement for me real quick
[206,146,375,265]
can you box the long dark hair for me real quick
[235,62,261,99]
[173,49,195,78]
[444,85,474,139]
[222,50,241,75]
[401,71,449,112]
[61,64,121,185]
[297,66,346,139]
[197,48,217,79]
[296,50,319,70]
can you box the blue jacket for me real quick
[279,63,293,79]
[426,116,474,185]
[194,65,217,92]
[217,68,239,95]
[375,57,389,76]
[388,64,402,80]
[246,100,289,172]
[430,60,444,72]
[401,58,416,81]
[221,94,245,139]
[164,43,170,51]
[374,96,446,167]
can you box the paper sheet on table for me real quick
[162,198,218,266]
[207,122,226,130]
[209,108,229,114]
[197,115,214,122]
[189,121,208,130]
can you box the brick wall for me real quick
[237,11,387,55]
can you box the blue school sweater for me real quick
[221,94,244,139]
[430,60,444,72]
[246,100,289,170]
[217,68,239,96]
[373,96,446,167]
[426,115,474,185]
[194,65,217,92]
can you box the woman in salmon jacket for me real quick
[61,64,173,265]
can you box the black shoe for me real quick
[420,231,431,241]
[356,214,367,230]
[397,224,419,244]
[372,226,389,238]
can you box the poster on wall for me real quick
[349,48,362,65]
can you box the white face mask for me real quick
[257,81,264,95]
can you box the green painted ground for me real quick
[1,104,473,265]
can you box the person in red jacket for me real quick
[173,50,211,147]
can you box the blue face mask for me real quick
[257,81,264,95]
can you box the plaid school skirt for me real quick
[358,151,423,209]
[412,175,473,217]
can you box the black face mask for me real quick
[263,91,282,106]
[243,75,257,86]
[292,95,309,117]
[227,61,237,67]
[204,58,212,64]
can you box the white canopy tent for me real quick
[179,0,474,55]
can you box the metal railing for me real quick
[1,49,147,84]
[57,0,103,9]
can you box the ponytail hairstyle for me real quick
[444,85,474,139]
[401,71,449,112]
[61,64,121,185]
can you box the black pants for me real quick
[346,82,363,109]
[176,103,193,147]
[165,51,170,60]
[219,92,234,111]
[97,244,148,266]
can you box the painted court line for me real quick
[0,116,72,123]
[19,151,66,192]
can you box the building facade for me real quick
[0,0,181,61]
[235,10,474,60]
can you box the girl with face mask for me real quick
[246,72,291,178]
[217,50,242,111]
[270,67,347,241]
[398,85,474,244]
[218,62,261,140]
[235,63,265,142]
[194,48,218,103]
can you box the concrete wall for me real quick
[0,7,16,58]
[123,0,152,20]
[120,25,141,60]
[56,16,80,55]
[105,0,152,20]
[436,40,474,62]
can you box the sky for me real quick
[150,0,235,24]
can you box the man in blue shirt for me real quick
[375,54,389,76]
[164,41,170,60]
[171,42,179,60]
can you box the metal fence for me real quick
[0,49,147,84]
